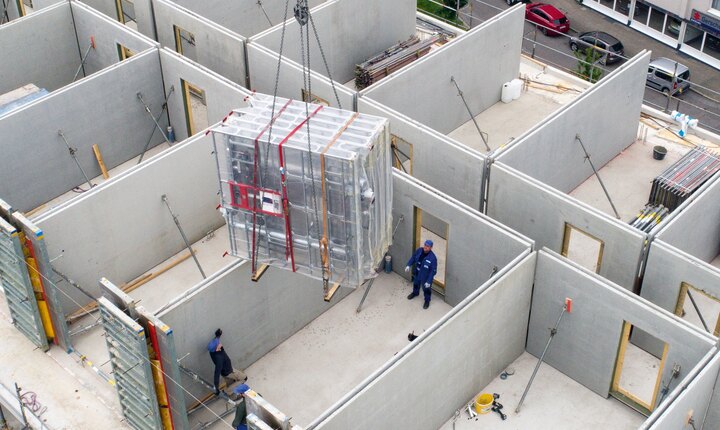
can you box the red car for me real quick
[525,3,570,36]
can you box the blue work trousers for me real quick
[413,280,432,303]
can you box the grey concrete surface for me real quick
[529,249,714,409]
[498,51,650,194]
[247,43,355,109]
[154,0,247,86]
[358,98,485,210]
[0,49,167,212]
[34,133,223,314]
[390,171,532,306]
[252,0,416,83]
[488,163,645,290]
[362,6,524,135]
[311,252,536,430]
[0,3,79,93]
[72,1,157,76]
[657,174,720,263]
[157,259,353,409]
[704,354,720,429]
[160,48,251,141]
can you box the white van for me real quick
[646,58,691,96]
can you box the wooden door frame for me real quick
[561,222,605,273]
[181,80,206,137]
[675,282,720,336]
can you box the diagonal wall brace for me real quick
[575,134,620,219]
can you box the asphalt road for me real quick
[459,0,720,134]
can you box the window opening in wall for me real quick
[117,43,135,61]
[413,207,448,294]
[300,89,329,106]
[181,80,208,137]
[561,223,604,273]
[611,322,668,415]
[675,282,720,336]
[391,135,412,175]
[115,0,137,29]
[173,25,197,62]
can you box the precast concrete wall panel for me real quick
[390,171,532,306]
[497,51,651,193]
[160,48,252,142]
[77,0,119,23]
[705,358,720,429]
[358,98,485,209]
[0,50,166,212]
[657,176,720,262]
[33,133,223,314]
[157,260,352,407]
[488,163,644,290]
[167,0,327,37]
[71,2,157,75]
[246,43,355,109]
[0,3,79,93]
[154,0,247,85]
[360,6,524,135]
[311,252,536,430]
[529,250,714,405]
[643,350,720,430]
[252,0,416,83]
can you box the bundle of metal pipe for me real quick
[648,146,720,212]
[354,35,445,90]
[629,203,669,233]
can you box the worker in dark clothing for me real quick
[208,329,247,395]
[231,384,250,430]
[405,239,438,309]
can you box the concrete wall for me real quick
[160,48,252,142]
[246,43,355,109]
[358,98,486,210]
[0,3,79,93]
[497,51,651,193]
[157,259,353,407]
[528,250,715,409]
[166,0,326,37]
[252,0,416,83]
[311,252,536,430]
[705,358,720,429]
[72,2,157,76]
[33,133,223,314]
[643,350,720,430]
[80,0,155,39]
[361,6,524,135]
[153,0,247,85]
[488,163,645,290]
[390,171,532,306]
[657,177,720,263]
[0,49,167,212]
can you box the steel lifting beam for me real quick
[450,76,491,152]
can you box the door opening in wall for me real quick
[173,25,197,62]
[117,43,135,61]
[561,223,604,273]
[301,89,329,106]
[413,207,448,294]
[391,135,412,175]
[181,80,208,137]
[115,0,137,29]
[675,282,720,336]
[16,0,31,16]
[610,322,668,415]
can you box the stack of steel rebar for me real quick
[629,203,669,233]
[648,146,720,212]
[354,35,444,90]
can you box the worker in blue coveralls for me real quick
[208,329,247,395]
[405,239,438,309]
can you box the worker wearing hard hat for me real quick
[231,384,250,430]
[404,239,438,309]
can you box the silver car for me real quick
[646,57,691,96]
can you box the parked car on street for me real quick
[505,0,530,5]
[525,3,570,36]
[646,57,691,95]
[569,31,625,64]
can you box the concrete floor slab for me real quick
[617,343,662,407]
[197,272,452,428]
[439,352,645,430]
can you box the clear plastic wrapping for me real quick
[211,94,392,288]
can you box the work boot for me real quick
[423,301,430,310]
[407,293,418,300]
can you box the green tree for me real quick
[574,47,603,83]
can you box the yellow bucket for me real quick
[474,393,494,414]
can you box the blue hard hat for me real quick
[424,240,433,247]
[233,384,250,395]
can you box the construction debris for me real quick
[354,35,445,90]
[648,146,720,212]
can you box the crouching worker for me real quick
[208,328,247,395]
[404,239,437,309]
